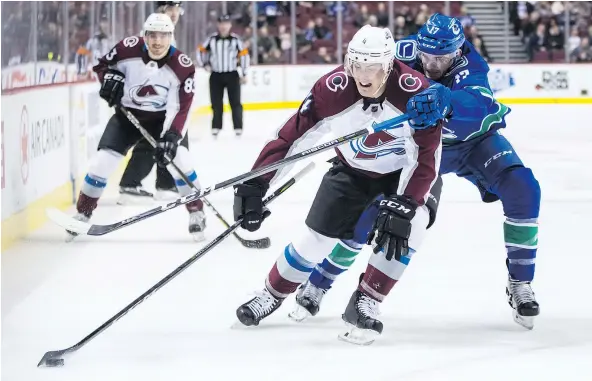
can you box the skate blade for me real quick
[154,191,179,201]
[117,193,153,205]
[513,312,535,330]
[288,305,312,323]
[337,322,379,346]
[65,232,77,243]
[191,231,206,242]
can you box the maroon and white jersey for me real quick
[93,36,195,136]
[253,61,442,205]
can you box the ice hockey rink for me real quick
[2,105,592,381]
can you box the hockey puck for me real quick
[45,358,64,367]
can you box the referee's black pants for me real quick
[210,71,243,132]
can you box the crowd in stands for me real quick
[510,1,592,62]
[3,1,592,71]
[218,1,458,64]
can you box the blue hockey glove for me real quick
[367,195,417,261]
[406,83,452,129]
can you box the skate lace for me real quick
[302,283,326,305]
[357,294,380,319]
[509,281,535,305]
[247,290,277,319]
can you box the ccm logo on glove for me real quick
[379,199,413,214]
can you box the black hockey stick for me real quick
[37,161,316,368]
[47,113,410,237]
[120,106,270,249]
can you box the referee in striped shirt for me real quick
[197,15,250,136]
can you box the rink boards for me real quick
[1,63,591,249]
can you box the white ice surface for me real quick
[2,106,592,381]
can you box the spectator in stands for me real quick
[312,46,335,64]
[568,29,582,53]
[458,6,475,29]
[571,37,592,62]
[277,24,292,59]
[547,19,564,52]
[304,20,316,42]
[412,11,429,34]
[314,17,332,40]
[467,26,491,62]
[367,14,378,27]
[522,11,540,43]
[257,25,279,63]
[354,4,370,28]
[528,23,548,61]
[376,3,389,28]
[393,16,412,41]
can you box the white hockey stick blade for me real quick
[46,208,91,235]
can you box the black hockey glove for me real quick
[154,131,181,168]
[367,195,417,261]
[233,180,270,232]
[99,69,125,107]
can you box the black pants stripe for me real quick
[210,71,243,131]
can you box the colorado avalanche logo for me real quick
[178,54,193,67]
[123,36,139,47]
[399,73,423,93]
[129,84,168,108]
[326,71,348,92]
[350,128,406,159]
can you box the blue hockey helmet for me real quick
[417,13,465,55]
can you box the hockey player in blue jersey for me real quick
[289,13,541,332]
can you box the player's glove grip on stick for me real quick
[154,131,181,167]
[99,69,125,107]
[234,181,271,232]
[367,196,417,261]
[406,83,451,129]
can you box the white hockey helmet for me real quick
[143,13,175,34]
[345,25,396,77]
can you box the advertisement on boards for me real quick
[1,87,71,219]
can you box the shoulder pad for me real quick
[394,39,418,62]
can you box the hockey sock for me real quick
[504,218,538,282]
[78,149,123,215]
[309,239,363,290]
[172,169,204,212]
[266,243,317,298]
[359,248,415,301]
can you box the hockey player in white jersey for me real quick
[118,1,187,202]
[233,26,448,344]
[66,13,206,242]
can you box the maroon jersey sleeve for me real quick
[251,67,356,184]
[92,36,144,81]
[386,61,442,205]
[164,50,196,136]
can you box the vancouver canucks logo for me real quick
[350,123,406,159]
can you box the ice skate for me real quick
[188,210,206,242]
[288,280,327,322]
[506,277,539,330]
[154,187,179,201]
[338,290,383,345]
[236,288,284,326]
[65,213,91,242]
[211,129,220,138]
[235,128,243,137]
[117,186,154,205]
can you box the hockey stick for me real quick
[37,161,316,368]
[46,113,410,237]
[119,106,270,249]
